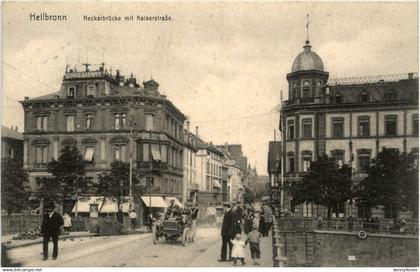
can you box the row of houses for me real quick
[2,64,252,220]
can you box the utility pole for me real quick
[280,92,285,216]
[129,101,134,211]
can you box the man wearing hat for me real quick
[41,201,64,260]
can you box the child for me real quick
[230,233,246,265]
[246,225,261,265]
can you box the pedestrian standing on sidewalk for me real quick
[129,210,137,230]
[246,225,261,265]
[63,213,72,234]
[230,233,246,265]
[41,201,64,261]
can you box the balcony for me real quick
[188,183,199,191]
[136,161,168,171]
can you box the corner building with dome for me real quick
[280,39,419,219]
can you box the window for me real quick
[143,114,153,131]
[358,116,370,137]
[302,118,312,139]
[121,114,127,128]
[142,143,149,162]
[385,90,396,102]
[67,86,75,98]
[335,93,342,104]
[287,153,295,173]
[331,150,344,167]
[358,155,370,171]
[36,116,48,131]
[385,115,397,136]
[86,114,94,130]
[332,117,344,138]
[66,115,75,132]
[302,80,311,98]
[357,149,371,171]
[87,85,96,97]
[151,144,161,161]
[36,146,48,164]
[161,145,167,163]
[413,114,419,136]
[359,91,369,102]
[84,147,94,162]
[115,114,120,130]
[114,145,126,161]
[303,158,311,172]
[287,120,295,140]
[114,113,127,130]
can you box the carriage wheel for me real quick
[152,225,159,245]
[182,227,189,246]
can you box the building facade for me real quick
[280,39,419,218]
[182,125,198,205]
[20,65,188,206]
[195,135,225,205]
[1,126,24,163]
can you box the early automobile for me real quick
[152,207,199,246]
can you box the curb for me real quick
[4,230,153,249]
[4,233,99,249]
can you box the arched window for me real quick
[359,91,369,102]
[301,150,312,172]
[302,80,311,98]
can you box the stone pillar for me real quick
[23,137,29,169]
[53,136,59,160]
[101,136,106,168]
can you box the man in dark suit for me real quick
[219,202,243,262]
[41,201,64,260]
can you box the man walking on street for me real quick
[41,201,64,261]
[219,203,236,262]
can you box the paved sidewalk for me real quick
[2,231,97,249]
[188,233,273,267]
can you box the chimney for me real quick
[408,73,414,79]
[24,96,29,100]
[15,126,18,132]
[186,121,190,132]
[10,125,13,130]
[195,126,199,137]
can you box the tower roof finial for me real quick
[306,13,310,42]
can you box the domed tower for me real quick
[287,40,329,103]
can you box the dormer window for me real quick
[335,93,342,104]
[384,90,396,102]
[359,91,369,102]
[87,85,96,98]
[67,86,75,98]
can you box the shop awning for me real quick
[141,196,167,208]
[72,196,130,213]
[165,197,184,208]
[213,180,222,189]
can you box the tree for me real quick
[289,155,352,218]
[41,145,89,210]
[1,158,31,215]
[243,187,255,204]
[356,148,419,220]
[94,161,145,216]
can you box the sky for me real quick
[2,1,418,174]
